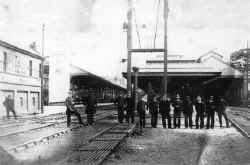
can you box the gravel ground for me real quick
[104,125,250,165]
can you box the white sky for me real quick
[0,0,250,79]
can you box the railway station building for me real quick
[123,51,245,105]
[0,40,43,118]
[48,62,126,104]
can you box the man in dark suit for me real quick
[150,96,159,128]
[85,90,97,125]
[217,97,230,128]
[125,93,134,123]
[183,96,193,128]
[159,95,171,128]
[65,91,84,127]
[3,95,17,119]
[137,95,146,128]
[172,94,183,128]
[115,93,125,123]
[194,95,205,129]
[206,96,216,129]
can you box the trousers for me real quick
[161,113,171,128]
[66,109,83,127]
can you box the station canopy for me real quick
[70,64,126,91]
[123,51,243,93]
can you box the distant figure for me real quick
[137,95,146,128]
[115,93,125,123]
[3,95,17,119]
[206,96,216,129]
[217,97,230,128]
[172,94,183,128]
[125,93,134,123]
[159,95,171,129]
[194,95,205,129]
[65,91,84,127]
[183,96,193,128]
[85,90,97,125]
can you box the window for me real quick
[3,52,7,72]
[29,60,32,76]
[15,55,21,73]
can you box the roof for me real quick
[123,50,243,78]
[197,50,223,62]
[134,62,220,77]
[70,64,126,90]
[147,54,197,62]
[0,40,43,60]
[147,59,197,64]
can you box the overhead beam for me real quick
[129,48,165,53]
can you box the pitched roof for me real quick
[0,40,43,60]
[197,50,223,62]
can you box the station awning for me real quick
[70,65,126,90]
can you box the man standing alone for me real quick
[3,95,17,119]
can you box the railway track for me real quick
[0,104,116,137]
[4,111,115,153]
[56,123,136,165]
[0,105,116,153]
[0,111,107,138]
[228,107,250,138]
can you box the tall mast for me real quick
[41,23,45,113]
[127,0,133,94]
[163,0,169,95]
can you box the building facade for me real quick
[0,40,43,118]
[123,51,244,105]
[230,48,250,105]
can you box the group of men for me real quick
[115,93,135,124]
[157,94,230,129]
[115,92,230,129]
[65,90,97,127]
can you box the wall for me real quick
[0,45,42,117]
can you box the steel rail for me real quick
[7,112,116,152]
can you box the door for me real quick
[30,92,39,114]
[17,91,28,114]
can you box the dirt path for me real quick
[104,127,250,165]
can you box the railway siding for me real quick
[228,106,250,138]
[58,124,136,165]
[0,104,116,154]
